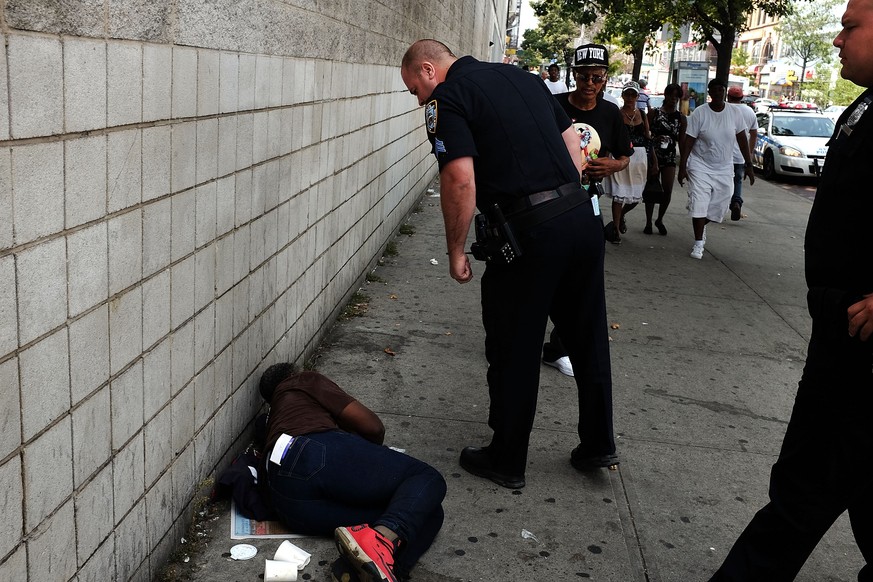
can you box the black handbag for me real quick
[642,175,665,204]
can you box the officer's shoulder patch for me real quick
[425,100,438,134]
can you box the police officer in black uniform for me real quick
[400,39,617,489]
[710,0,873,579]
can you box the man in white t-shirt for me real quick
[678,78,755,259]
[544,64,568,95]
[727,86,758,220]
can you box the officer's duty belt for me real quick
[502,182,581,215]
[503,183,589,232]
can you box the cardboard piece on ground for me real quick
[230,501,306,540]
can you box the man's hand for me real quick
[744,165,756,186]
[677,166,688,187]
[439,157,477,284]
[449,250,473,283]
[847,293,873,341]
[585,156,626,180]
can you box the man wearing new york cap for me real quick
[542,43,632,378]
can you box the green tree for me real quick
[796,63,840,107]
[554,0,792,82]
[677,0,792,81]
[732,47,755,83]
[776,0,840,101]
[831,75,864,106]
[596,0,674,80]
[519,28,547,68]
[551,0,668,80]
[520,0,579,85]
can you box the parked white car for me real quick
[753,109,835,179]
[753,98,778,113]
[822,105,847,124]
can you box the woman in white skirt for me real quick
[606,81,651,244]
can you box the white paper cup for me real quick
[264,559,298,582]
[273,540,311,568]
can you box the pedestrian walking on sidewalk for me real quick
[678,78,755,260]
[544,63,568,95]
[726,86,758,221]
[710,1,873,579]
[259,363,446,582]
[645,83,686,235]
[605,81,651,242]
[400,39,618,489]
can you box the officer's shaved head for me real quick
[400,39,458,105]
[402,39,456,70]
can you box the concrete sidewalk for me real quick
[174,176,864,581]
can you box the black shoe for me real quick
[643,224,653,235]
[603,221,618,243]
[570,445,619,471]
[459,446,525,489]
[654,220,667,235]
[730,202,741,221]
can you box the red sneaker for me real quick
[334,524,398,582]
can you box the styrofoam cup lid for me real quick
[230,543,258,560]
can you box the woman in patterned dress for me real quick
[644,83,687,235]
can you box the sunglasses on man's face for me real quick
[574,73,605,84]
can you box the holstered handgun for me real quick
[469,204,522,265]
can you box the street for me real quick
[756,172,819,202]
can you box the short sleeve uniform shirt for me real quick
[425,56,579,210]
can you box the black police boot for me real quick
[459,446,525,489]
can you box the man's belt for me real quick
[503,183,589,232]
[502,182,583,216]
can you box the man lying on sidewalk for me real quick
[259,363,447,582]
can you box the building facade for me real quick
[0,1,509,580]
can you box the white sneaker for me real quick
[690,244,704,259]
[543,356,574,377]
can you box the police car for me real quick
[753,106,835,179]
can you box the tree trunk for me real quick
[798,57,809,100]
[714,27,736,82]
[631,44,644,81]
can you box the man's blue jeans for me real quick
[265,430,446,576]
[732,163,745,206]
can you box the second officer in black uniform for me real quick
[400,39,618,489]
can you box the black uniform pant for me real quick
[479,200,615,475]
[711,291,873,581]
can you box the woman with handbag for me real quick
[644,83,687,235]
[604,81,651,244]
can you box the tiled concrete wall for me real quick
[0,1,509,580]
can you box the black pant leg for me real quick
[480,252,554,474]
[712,320,873,581]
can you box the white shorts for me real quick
[686,168,733,222]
